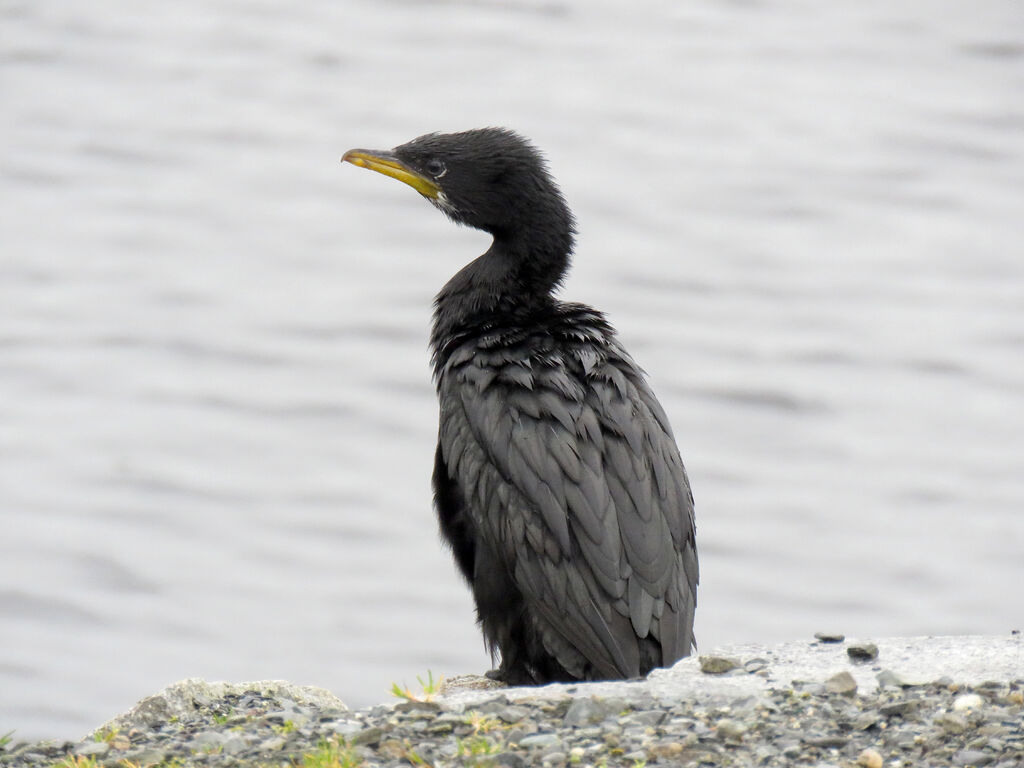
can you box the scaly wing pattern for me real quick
[436,318,697,679]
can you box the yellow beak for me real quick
[341,149,441,200]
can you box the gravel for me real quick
[2,637,1021,767]
[3,679,1021,767]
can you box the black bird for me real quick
[342,128,698,684]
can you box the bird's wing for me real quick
[437,338,697,677]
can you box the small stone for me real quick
[221,734,247,755]
[622,750,648,762]
[425,719,454,735]
[877,669,906,688]
[647,741,684,759]
[568,746,585,761]
[110,734,131,751]
[700,655,741,674]
[853,712,880,730]
[744,658,769,673]
[190,731,225,750]
[847,642,879,661]
[780,741,802,758]
[497,705,530,723]
[125,748,166,766]
[825,671,858,696]
[563,697,617,727]
[954,748,994,766]
[495,754,526,768]
[74,742,111,757]
[814,632,845,643]
[879,699,919,717]
[626,709,665,726]
[519,733,560,749]
[260,736,286,751]
[857,748,883,768]
[352,726,382,746]
[753,745,779,762]
[378,739,406,760]
[326,720,364,738]
[803,734,849,748]
[394,700,441,714]
[954,694,985,711]
[936,712,970,734]
[715,718,746,741]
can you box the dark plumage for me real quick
[342,128,698,684]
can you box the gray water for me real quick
[2,0,1023,742]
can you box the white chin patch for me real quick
[429,190,457,217]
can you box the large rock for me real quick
[440,634,1024,709]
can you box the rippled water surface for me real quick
[2,0,1023,741]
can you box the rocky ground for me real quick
[2,636,1021,768]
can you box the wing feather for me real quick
[437,319,697,679]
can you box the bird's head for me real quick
[343,128,574,254]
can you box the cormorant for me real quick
[342,128,698,684]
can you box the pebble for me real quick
[953,748,994,766]
[562,696,617,726]
[847,642,880,661]
[814,632,846,643]
[518,732,560,748]
[937,712,970,734]
[954,693,986,711]
[880,699,920,717]
[744,657,769,673]
[857,747,883,768]
[3,678,1021,768]
[715,718,746,741]
[699,655,741,674]
[877,669,907,688]
[72,741,110,757]
[825,671,858,696]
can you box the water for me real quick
[2,0,1023,741]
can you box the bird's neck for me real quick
[430,237,570,372]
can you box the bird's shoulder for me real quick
[436,301,626,382]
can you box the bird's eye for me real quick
[425,159,446,178]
